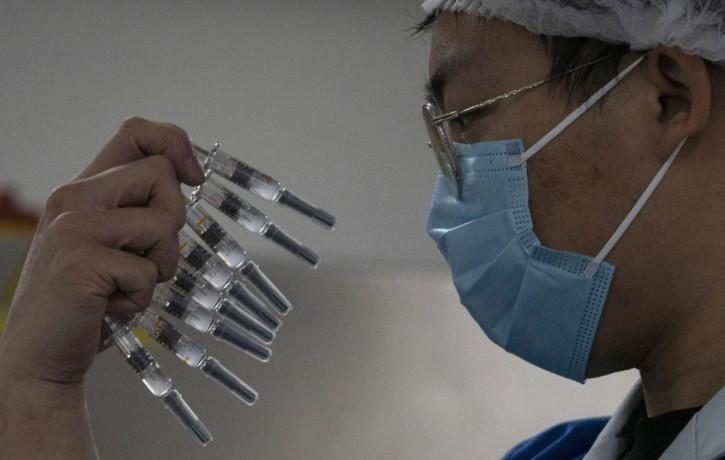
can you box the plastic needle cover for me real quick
[200,357,258,405]
[194,143,336,229]
[162,390,213,447]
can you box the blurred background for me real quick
[0,1,637,458]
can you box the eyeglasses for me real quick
[422,54,622,198]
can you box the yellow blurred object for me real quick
[0,188,39,333]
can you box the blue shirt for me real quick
[502,417,610,460]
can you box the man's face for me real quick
[427,12,682,377]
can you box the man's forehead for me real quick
[427,13,552,106]
[427,14,503,107]
[428,13,482,76]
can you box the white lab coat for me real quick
[584,382,725,459]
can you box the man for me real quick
[1,1,723,459]
[420,1,723,458]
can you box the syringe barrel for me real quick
[277,188,336,229]
[226,280,281,331]
[200,357,258,405]
[186,203,248,268]
[136,312,207,368]
[104,317,172,397]
[210,320,272,362]
[162,390,213,447]
[171,267,223,310]
[195,144,281,200]
[239,261,292,314]
[151,286,216,333]
[196,178,268,234]
[178,231,234,289]
[262,223,320,267]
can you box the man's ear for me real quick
[643,46,711,150]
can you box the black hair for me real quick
[413,11,631,105]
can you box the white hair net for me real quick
[421,0,725,66]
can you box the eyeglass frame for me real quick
[422,53,624,198]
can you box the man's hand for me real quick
[0,117,205,459]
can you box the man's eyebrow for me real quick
[424,53,476,111]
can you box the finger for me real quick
[91,208,181,281]
[50,207,181,281]
[76,117,205,186]
[85,245,160,314]
[48,155,187,228]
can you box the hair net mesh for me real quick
[421,0,725,66]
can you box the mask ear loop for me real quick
[508,54,647,168]
[499,53,683,278]
[583,137,687,277]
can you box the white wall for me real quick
[86,262,637,459]
[1,2,638,459]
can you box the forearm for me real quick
[0,374,99,459]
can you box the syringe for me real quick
[150,289,272,362]
[171,264,281,332]
[194,143,336,229]
[103,316,212,446]
[189,184,320,267]
[178,228,292,315]
[153,284,275,345]
[101,139,337,447]
[134,310,258,404]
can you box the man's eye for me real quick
[451,113,477,130]
[450,116,466,129]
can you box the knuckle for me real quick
[45,182,77,216]
[163,211,183,239]
[155,244,181,281]
[157,259,179,282]
[139,259,160,286]
[51,239,93,273]
[118,116,147,135]
[46,210,82,235]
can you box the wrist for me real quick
[0,371,98,459]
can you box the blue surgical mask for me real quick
[426,56,685,382]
